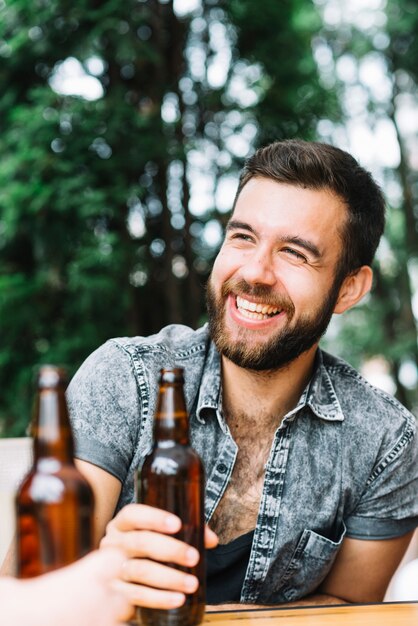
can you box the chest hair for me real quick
[210,411,278,544]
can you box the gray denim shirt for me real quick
[67,324,418,604]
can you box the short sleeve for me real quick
[345,417,418,539]
[66,340,141,485]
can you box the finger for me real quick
[122,558,199,594]
[109,504,181,534]
[205,525,219,548]
[114,580,186,610]
[102,530,200,567]
[108,581,135,622]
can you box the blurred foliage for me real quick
[317,0,418,414]
[1,0,416,435]
[225,0,340,144]
[0,0,333,436]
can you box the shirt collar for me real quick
[303,349,344,422]
[196,344,344,425]
[196,341,222,424]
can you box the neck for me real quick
[34,390,74,462]
[221,344,318,428]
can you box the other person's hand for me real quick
[0,548,133,626]
[100,503,218,609]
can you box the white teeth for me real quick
[236,296,281,318]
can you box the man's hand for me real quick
[100,503,218,609]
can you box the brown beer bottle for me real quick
[138,367,205,626]
[16,365,94,578]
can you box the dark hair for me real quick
[234,139,386,279]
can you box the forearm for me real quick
[206,593,349,612]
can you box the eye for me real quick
[230,232,254,243]
[282,247,307,262]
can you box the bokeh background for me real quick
[0,0,417,436]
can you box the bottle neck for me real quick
[153,383,190,445]
[33,387,75,463]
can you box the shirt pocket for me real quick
[279,523,346,602]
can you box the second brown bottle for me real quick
[16,365,94,578]
[138,367,206,626]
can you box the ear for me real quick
[333,266,373,314]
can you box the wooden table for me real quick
[204,603,418,625]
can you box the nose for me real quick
[240,248,276,286]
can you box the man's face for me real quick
[207,177,347,371]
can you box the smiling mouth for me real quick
[235,295,282,320]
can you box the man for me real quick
[67,140,418,609]
[1,548,132,626]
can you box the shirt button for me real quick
[217,463,228,474]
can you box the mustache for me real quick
[220,277,295,317]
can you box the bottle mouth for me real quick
[159,367,185,384]
[38,365,68,389]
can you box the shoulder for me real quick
[321,350,416,435]
[70,324,210,377]
[110,323,210,359]
[109,325,211,385]
[68,324,211,419]
[319,352,418,525]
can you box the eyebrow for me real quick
[226,220,322,259]
[226,220,255,234]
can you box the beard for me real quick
[206,275,342,371]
